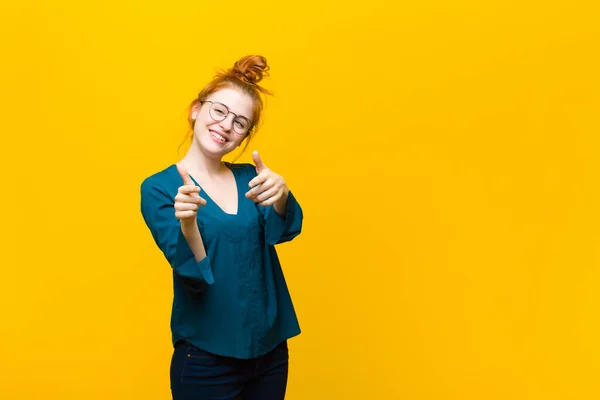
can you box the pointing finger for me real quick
[176,163,194,186]
[252,150,266,172]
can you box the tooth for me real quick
[212,132,225,141]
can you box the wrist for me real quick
[273,188,289,215]
[180,218,198,231]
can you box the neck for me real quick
[180,140,226,178]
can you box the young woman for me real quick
[140,55,303,400]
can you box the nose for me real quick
[219,114,235,132]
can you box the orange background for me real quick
[1,1,599,399]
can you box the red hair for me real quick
[179,55,273,157]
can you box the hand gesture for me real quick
[175,163,207,221]
[245,151,289,207]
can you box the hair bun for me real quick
[231,55,270,85]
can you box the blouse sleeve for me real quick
[244,164,304,245]
[140,177,214,292]
[262,190,304,245]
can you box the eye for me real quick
[234,120,248,129]
[213,107,227,117]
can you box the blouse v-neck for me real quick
[182,162,241,216]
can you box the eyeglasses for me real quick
[200,101,253,135]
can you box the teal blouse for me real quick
[140,162,303,359]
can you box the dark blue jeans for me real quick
[170,340,289,400]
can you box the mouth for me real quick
[209,130,228,144]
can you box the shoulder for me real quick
[226,161,255,171]
[226,162,257,179]
[140,164,180,197]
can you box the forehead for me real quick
[206,88,254,118]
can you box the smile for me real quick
[209,130,228,143]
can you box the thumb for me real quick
[176,163,194,186]
[252,150,266,172]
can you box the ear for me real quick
[190,103,201,120]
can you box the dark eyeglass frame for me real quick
[200,101,253,135]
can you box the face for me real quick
[191,87,254,158]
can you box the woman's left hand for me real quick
[246,151,289,210]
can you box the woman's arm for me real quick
[140,178,214,292]
[180,219,207,262]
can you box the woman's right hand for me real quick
[175,163,207,222]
